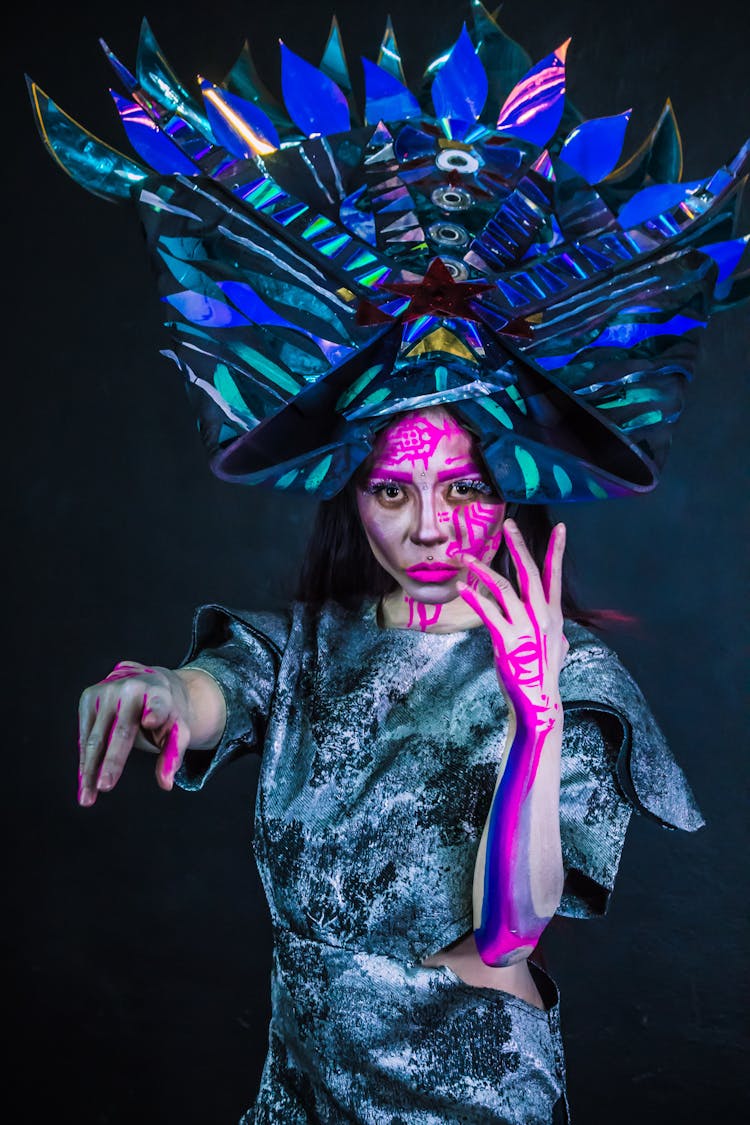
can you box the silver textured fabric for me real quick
[175,597,703,1123]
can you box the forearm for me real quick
[472,702,564,966]
[174,666,227,749]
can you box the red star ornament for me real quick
[379,257,494,321]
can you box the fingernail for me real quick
[79,788,94,807]
[97,771,113,792]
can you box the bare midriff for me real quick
[420,930,546,1010]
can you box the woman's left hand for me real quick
[456,519,568,732]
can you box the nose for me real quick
[410,492,450,547]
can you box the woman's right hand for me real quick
[77,662,193,807]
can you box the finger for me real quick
[78,691,116,806]
[503,519,545,608]
[456,580,512,643]
[95,681,150,792]
[542,522,566,607]
[77,688,101,807]
[139,688,173,731]
[155,720,190,791]
[460,555,521,622]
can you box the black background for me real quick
[8,1,749,1122]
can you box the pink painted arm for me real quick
[457,520,567,966]
[77,663,226,808]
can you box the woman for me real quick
[77,402,702,1123]
[32,6,745,1121]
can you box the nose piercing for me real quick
[426,555,433,560]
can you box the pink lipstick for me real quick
[405,563,460,583]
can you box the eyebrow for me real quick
[368,468,415,482]
[437,463,484,480]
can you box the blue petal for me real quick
[218,281,296,330]
[617,179,703,228]
[200,78,279,158]
[431,24,488,126]
[559,111,631,184]
[362,57,420,124]
[164,290,250,328]
[280,41,350,137]
[699,236,749,283]
[496,40,568,147]
[535,312,707,369]
[111,91,199,175]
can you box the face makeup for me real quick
[355,406,506,630]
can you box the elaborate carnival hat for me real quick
[28,4,749,502]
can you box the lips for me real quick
[405,562,461,583]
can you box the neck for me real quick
[380,589,482,633]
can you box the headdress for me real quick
[28,4,748,502]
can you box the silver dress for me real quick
[176,598,703,1124]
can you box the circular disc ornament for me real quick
[431,185,473,211]
[435,148,480,173]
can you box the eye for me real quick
[449,479,495,499]
[363,480,406,502]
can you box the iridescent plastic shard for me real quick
[221,40,297,141]
[559,111,632,184]
[496,40,569,147]
[377,16,407,85]
[469,0,533,121]
[431,24,488,136]
[29,6,749,502]
[111,91,199,175]
[468,165,556,271]
[604,100,683,200]
[136,17,209,136]
[320,15,352,97]
[280,41,350,137]
[199,77,279,158]
[27,78,147,201]
[698,236,750,295]
[99,38,138,94]
[362,58,420,125]
[617,180,704,229]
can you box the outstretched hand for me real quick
[77,662,193,807]
[456,519,568,729]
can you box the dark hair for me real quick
[294,478,624,632]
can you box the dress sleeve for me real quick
[556,622,705,919]
[173,602,290,791]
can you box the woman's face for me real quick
[355,406,506,604]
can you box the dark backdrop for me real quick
[8,2,749,1122]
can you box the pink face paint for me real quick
[404,594,445,631]
[103,662,155,682]
[376,413,466,471]
[355,407,506,629]
[159,722,181,788]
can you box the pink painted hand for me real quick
[454,518,568,966]
[455,518,568,726]
[77,662,195,807]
